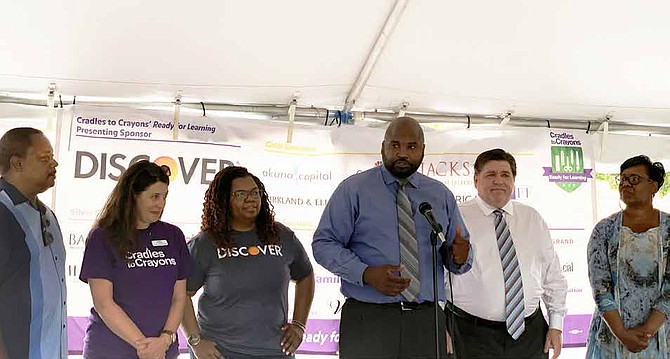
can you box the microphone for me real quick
[419,202,447,244]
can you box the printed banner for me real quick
[48,106,597,354]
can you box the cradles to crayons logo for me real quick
[74,151,236,184]
[542,132,593,193]
[126,248,176,268]
[217,244,283,259]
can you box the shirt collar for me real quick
[0,177,46,213]
[379,164,420,189]
[475,196,514,217]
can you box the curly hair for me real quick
[92,160,170,261]
[201,166,278,248]
[620,155,665,188]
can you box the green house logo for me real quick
[543,146,592,193]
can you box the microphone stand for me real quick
[436,226,457,359]
[444,242,457,359]
[430,227,440,359]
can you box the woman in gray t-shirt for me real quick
[181,166,315,359]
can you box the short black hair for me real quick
[474,148,517,177]
[620,155,665,188]
[0,127,43,175]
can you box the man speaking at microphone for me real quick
[312,116,472,359]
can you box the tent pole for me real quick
[343,0,409,112]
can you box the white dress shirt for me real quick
[447,197,568,330]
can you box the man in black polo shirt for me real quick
[0,127,67,359]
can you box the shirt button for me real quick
[55,256,58,261]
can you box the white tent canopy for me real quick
[3,3,670,356]
[2,0,670,131]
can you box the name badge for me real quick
[151,239,168,247]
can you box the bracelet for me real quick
[160,329,176,343]
[188,334,202,347]
[291,320,306,332]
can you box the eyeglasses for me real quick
[615,174,654,186]
[160,165,171,177]
[41,213,54,246]
[232,189,261,200]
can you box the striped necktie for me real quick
[397,179,420,302]
[494,209,525,339]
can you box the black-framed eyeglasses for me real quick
[615,174,654,186]
[232,189,261,201]
[160,165,171,177]
[41,213,54,246]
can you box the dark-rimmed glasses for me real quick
[41,213,54,246]
[232,189,261,201]
[615,174,654,186]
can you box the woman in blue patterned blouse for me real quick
[586,155,669,359]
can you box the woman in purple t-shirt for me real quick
[181,166,315,359]
[79,160,193,359]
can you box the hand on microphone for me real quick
[363,265,411,296]
[451,226,469,265]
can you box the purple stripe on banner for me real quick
[296,319,340,354]
[542,167,593,183]
[67,317,87,354]
[562,314,591,347]
[68,317,340,354]
[70,315,587,353]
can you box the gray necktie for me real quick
[397,179,420,302]
[494,209,525,339]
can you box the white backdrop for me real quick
[3,105,670,354]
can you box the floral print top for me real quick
[586,211,670,359]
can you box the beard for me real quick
[383,158,421,179]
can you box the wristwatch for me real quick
[160,329,176,343]
[188,334,202,347]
